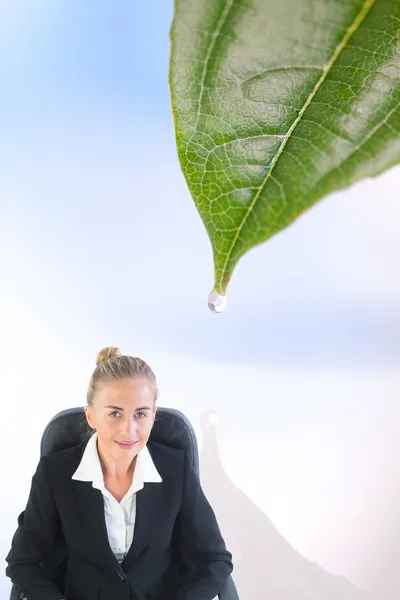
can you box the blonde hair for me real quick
[86,346,159,407]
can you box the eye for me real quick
[136,412,147,419]
[110,411,120,418]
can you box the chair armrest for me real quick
[218,575,239,600]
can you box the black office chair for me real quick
[9,406,239,600]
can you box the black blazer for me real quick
[5,439,233,600]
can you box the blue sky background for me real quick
[1,1,400,596]
[1,0,400,370]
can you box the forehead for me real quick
[97,378,154,406]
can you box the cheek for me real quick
[139,420,153,441]
[96,418,115,436]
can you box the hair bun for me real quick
[96,346,122,366]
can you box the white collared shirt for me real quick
[72,432,162,563]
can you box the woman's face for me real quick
[84,377,156,459]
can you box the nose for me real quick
[120,417,138,440]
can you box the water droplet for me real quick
[208,290,228,313]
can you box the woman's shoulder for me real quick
[147,441,188,477]
[41,439,88,478]
[147,440,185,461]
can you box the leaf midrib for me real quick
[216,0,376,291]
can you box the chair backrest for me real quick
[40,406,200,474]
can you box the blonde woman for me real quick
[6,347,233,600]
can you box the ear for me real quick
[84,405,95,429]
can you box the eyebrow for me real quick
[104,405,152,412]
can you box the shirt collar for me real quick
[72,431,162,495]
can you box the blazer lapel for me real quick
[122,482,163,570]
[72,479,122,572]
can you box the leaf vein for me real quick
[217,0,376,289]
[308,98,400,186]
[194,0,234,131]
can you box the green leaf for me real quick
[169,0,400,296]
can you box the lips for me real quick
[115,440,138,449]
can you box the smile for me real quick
[115,440,138,449]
